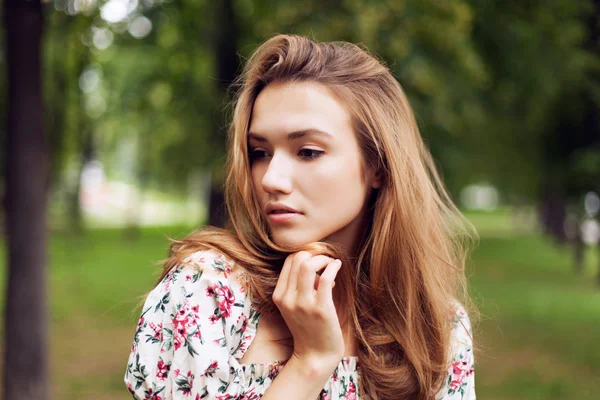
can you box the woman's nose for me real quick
[261,154,293,194]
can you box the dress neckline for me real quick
[237,298,359,368]
[234,268,359,369]
[239,354,359,368]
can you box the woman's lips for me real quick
[267,212,301,223]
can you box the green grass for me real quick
[0,225,197,399]
[463,210,600,400]
[0,212,599,399]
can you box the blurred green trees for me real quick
[26,0,598,233]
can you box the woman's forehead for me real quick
[248,82,353,142]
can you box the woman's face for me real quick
[248,82,380,251]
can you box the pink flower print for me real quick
[237,313,248,333]
[136,316,145,332]
[450,378,461,391]
[163,267,179,288]
[174,333,184,351]
[174,369,194,395]
[181,382,193,395]
[174,328,188,349]
[173,307,190,332]
[149,322,162,341]
[144,387,163,400]
[345,379,357,400]
[241,389,261,400]
[215,285,235,318]
[452,360,464,375]
[239,335,252,353]
[449,359,471,390]
[268,362,284,381]
[156,359,170,381]
[186,311,199,326]
[216,389,259,400]
[208,314,220,324]
[171,303,202,355]
[203,360,219,378]
[215,254,233,277]
[184,253,206,265]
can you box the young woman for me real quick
[125,34,476,400]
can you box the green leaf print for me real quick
[154,291,171,313]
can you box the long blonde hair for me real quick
[158,34,475,400]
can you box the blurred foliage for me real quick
[1,0,599,220]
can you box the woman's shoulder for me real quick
[449,300,473,335]
[139,248,256,338]
[432,301,476,400]
[126,248,260,398]
[159,248,244,286]
[149,248,251,311]
[447,301,474,359]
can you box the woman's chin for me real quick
[271,232,321,249]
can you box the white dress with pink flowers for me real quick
[124,249,475,399]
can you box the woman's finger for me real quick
[286,251,312,293]
[297,255,334,296]
[273,253,295,302]
[315,259,342,305]
[313,275,336,290]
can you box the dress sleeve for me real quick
[435,304,476,400]
[124,250,255,399]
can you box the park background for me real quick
[2,0,600,399]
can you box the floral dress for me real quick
[125,249,475,399]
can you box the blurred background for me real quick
[1,0,600,399]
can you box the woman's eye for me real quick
[249,149,269,160]
[249,148,323,161]
[298,149,324,161]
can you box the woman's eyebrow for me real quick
[247,128,333,142]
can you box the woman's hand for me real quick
[272,251,344,373]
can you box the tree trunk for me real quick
[3,1,50,399]
[209,181,227,228]
[209,0,239,228]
